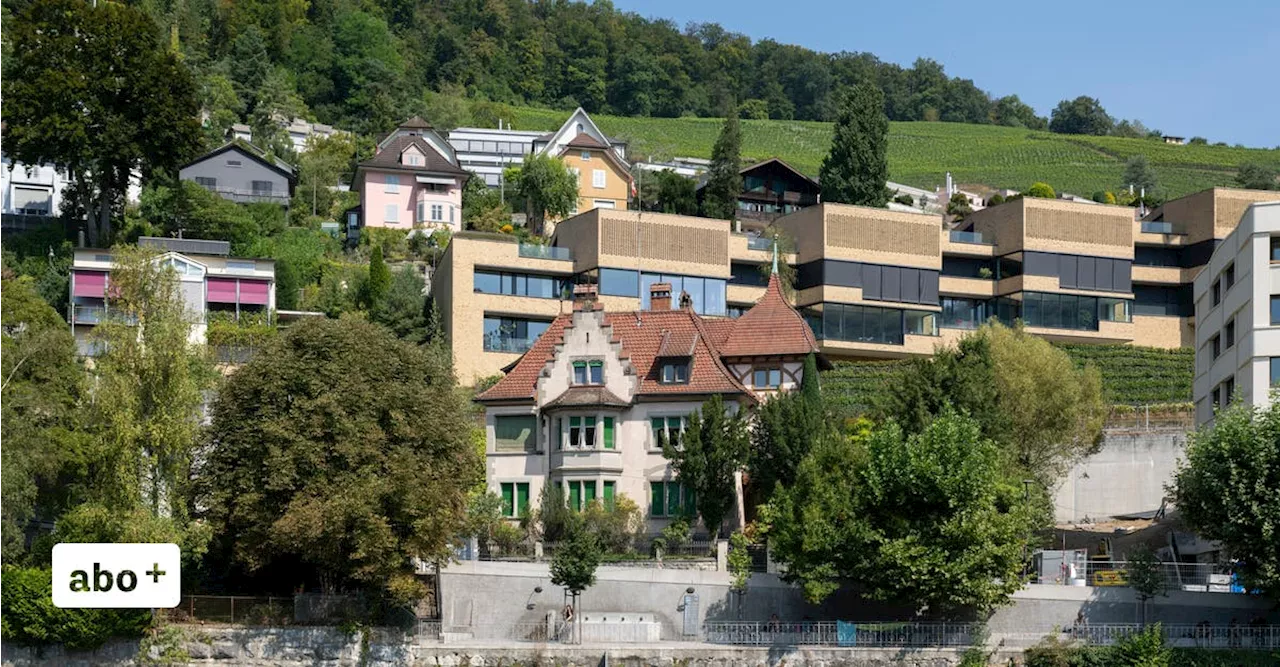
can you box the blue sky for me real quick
[612,0,1279,148]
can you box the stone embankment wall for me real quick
[1052,425,1189,523]
[2,627,1016,667]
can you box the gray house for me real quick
[179,142,297,207]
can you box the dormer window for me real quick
[660,361,689,384]
[573,359,604,385]
[581,151,591,161]
[404,153,423,166]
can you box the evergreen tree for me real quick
[663,394,749,537]
[820,85,890,207]
[801,353,820,406]
[364,245,391,310]
[701,116,742,220]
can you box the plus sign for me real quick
[146,563,166,584]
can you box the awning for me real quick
[416,175,457,186]
[207,277,237,303]
[239,280,270,305]
[73,271,107,298]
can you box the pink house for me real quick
[351,117,469,233]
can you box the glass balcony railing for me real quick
[1140,222,1175,234]
[73,304,106,324]
[746,235,774,251]
[518,244,571,261]
[948,230,988,245]
[483,336,540,354]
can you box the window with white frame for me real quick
[494,414,538,452]
[11,186,52,214]
[660,361,689,384]
[752,367,782,389]
[594,200,616,210]
[554,414,616,450]
[416,199,426,223]
[431,204,443,221]
[581,151,591,161]
[650,416,685,448]
[592,169,606,189]
[385,174,400,194]
[384,204,398,223]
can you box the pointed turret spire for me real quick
[771,238,779,275]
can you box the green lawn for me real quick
[505,107,1280,199]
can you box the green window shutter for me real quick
[683,485,696,517]
[667,483,681,518]
[501,483,514,517]
[583,481,596,504]
[603,417,614,449]
[650,481,664,516]
[588,360,603,368]
[651,417,665,446]
[569,481,581,512]
[569,416,581,427]
[517,483,530,516]
[573,361,587,369]
[603,481,615,509]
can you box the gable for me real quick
[537,309,638,407]
[541,108,610,158]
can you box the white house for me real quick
[475,266,824,535]
[1192,201,1280,425]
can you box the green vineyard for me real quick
[505,107,1280,199]
[819,344,1193,420]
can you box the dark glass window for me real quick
[1271,357,1279,386]
[640,272,727,316]
[1020,292,1120,331]
[1134,285,1192,317]
[1134,246,1182,267]
[730,262,769,287]
[1224,319,1235,349]
[483,316,551,353]
[1272,237,1280,262]
[1272,296,1280,326]
[475,271,568,299]
[941,297,988,329]
[660,362,689,384]
[599,268,640,297]
[752,368,782,388]
[807,303,905,345]
[1212,280,1221,307]
[941,257,995,279]
[997,256,1023,279]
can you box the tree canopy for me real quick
[664,394,749,538]
[199,317,480,601]
[1049,96,1115,136]
[509,154,578,236]
[819,85,889,207]
[2,0,202,245]
[1235,163,1278,190]
[765,413,1032,612]
[1172,402,1280,599]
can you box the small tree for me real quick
[509,154,578,236]
[947,192,973,219]
[727,531,752,616]
[364,245,391,310]
[1025,182,1056,199]
[1126,545,1165,626]
[820,85,890,207]
[701,116,742,220]
[1121,155,1159,194]
[1048,96,1114,136]
[1110,623,1171,667]
[663,394,749,538]
[550,520,601,641]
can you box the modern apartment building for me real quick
[446,125,545,188]
[432,188,1280,385]
[69,237,276,354]
[1192,201,1280,425]
[475,271,821,532]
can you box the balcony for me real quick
[550,448,623,472]
[73,304,105,324]
[745,235,773,251]
[1140,222,1176,235]
[948,230,988,245]
[196,184,290,206]
[518,244,571,261]
[483,336,540,354]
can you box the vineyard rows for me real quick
[505,107,1280,199]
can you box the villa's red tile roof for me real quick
[477,271,818,404]
[717,273,819,358]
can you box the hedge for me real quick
[1,566,150,650]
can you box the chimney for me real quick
[649,282,672,311]
[573,283,599,311]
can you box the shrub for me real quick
[491,521,525,554]
[1111,623,1171,666]
[1,566,151,650]
[1026,182,1056,198]
[893,193,914,206]
[582,495,643,554]
[986,194,1006,206]
[533,484,576,544]
[655,516,691,552]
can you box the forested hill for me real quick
[156,0,1057,141]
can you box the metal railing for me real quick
[166,595,293,625]
[518,243,571,261]
[483,336,539,354]
[197,185,290,205]
[73,304,105,324]
[1068,624,1280,650]
[949,230,988,245]
[704,621,981,647]
[1079,560,1227,590]
[212,345,258,364]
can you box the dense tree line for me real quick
[94,0,1074,135]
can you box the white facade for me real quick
[2,154,141,216]
[1192,201,1280,425]
[447,126,544,188]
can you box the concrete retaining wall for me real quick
[1,627,1015,667]
[1052,426,1188,522]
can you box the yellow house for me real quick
[533,108,632,233]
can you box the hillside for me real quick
[506,107,1280,198]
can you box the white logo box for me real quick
[52,543,181,608]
